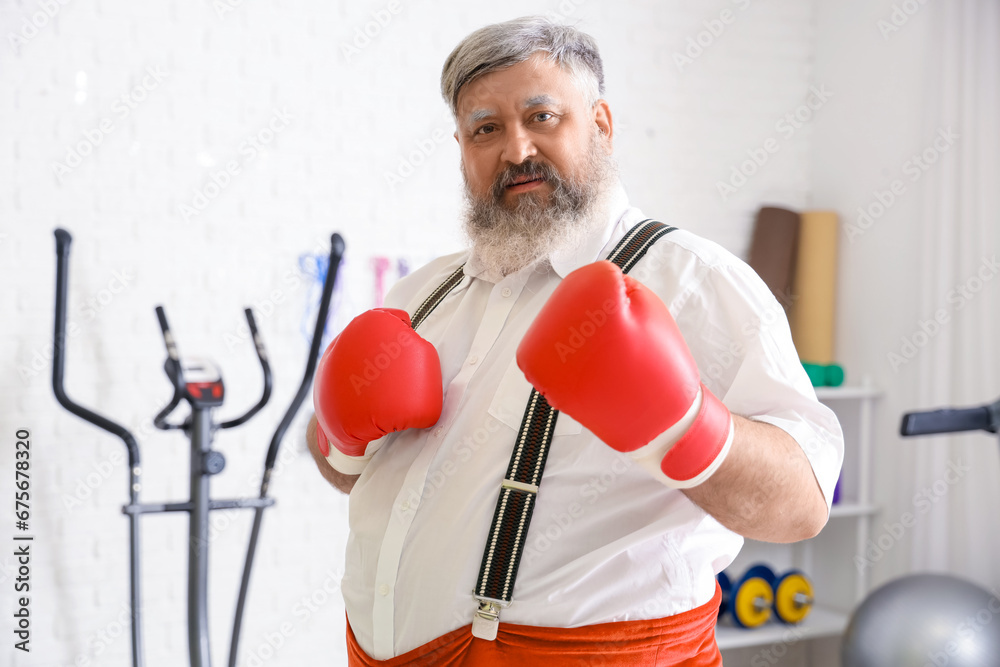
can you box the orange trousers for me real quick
[347,584,722,666]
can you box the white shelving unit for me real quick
[716,383,882,664]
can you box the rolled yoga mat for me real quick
[747,207,800,312]
[789,211,839,366]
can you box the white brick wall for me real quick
[1,1,820,664]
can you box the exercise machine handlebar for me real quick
[900,399,1000,436]
[152,305,185,431]
[220,309,272,429]
[53,228,142,473]
[152,304,274,431]
[227,232,345,667]
[52,227,147,667]
[263,232,345,477]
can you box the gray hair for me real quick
[441,16,605,118]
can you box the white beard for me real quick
[461,131,618,281]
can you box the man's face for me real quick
[454,53,613,206]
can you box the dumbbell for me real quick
[730,564,777,628]
[773,569,814,625]
[717,564,815,628]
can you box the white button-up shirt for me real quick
[326,186,844,659]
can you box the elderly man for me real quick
[307,16,842,666]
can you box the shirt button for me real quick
[468,355,479,365]
[434,427,443,437]
[501,287,512,298]
[400,501,410,511]
[378,584,390,596]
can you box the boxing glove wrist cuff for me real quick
[316,428,375,475]
[629,385,734,489]
[318,427,372,475]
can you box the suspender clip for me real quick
[472,595,508,641]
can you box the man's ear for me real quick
[594,99,613,151]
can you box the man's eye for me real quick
[476,125,496,135]
[534,112,553,122]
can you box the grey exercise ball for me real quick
[842,573,1000,666]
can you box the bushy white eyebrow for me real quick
[467,108,495,124]
[524,94,555,107]
[464,95,559,125]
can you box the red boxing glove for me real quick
[313,308,443,459]
[516,261,733,488]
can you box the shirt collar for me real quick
[463,182,631,283]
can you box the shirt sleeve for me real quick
[672,256,845,511]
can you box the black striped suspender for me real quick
[411,264,466,329]
[411,220,677,641]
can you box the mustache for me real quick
[490,160,560,201]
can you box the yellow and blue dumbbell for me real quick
[730,564,777,628]
[717,564,814,628]
[772,569,814,625]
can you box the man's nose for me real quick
[500,125,537,165]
